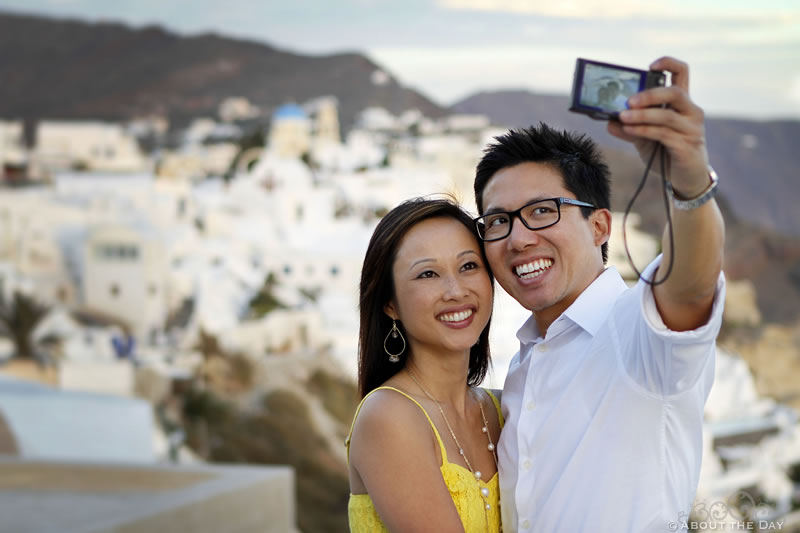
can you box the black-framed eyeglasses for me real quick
[475,197,597,242]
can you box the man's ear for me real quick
[383,301,399,321]
[591,208,612,247]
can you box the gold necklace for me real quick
[406,368,499,522]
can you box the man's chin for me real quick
[519,295,556,314]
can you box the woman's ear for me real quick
[383,301,399,321]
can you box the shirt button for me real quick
[526,401,536,411]
[522,459,532,471]
[521,519,531,529]
[537,344,547,352]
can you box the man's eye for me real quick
[488,215,509,227]
[532,206,555,215]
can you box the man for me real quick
[473,57,725,532]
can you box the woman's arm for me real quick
[349,390,466,533]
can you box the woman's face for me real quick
[385,217,493,358]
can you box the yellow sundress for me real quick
[346,386,503,532]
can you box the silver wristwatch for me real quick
[665,167,718,211]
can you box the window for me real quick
[95,244,140,261]
[110,284,120,298]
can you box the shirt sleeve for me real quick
[612,255,726,397]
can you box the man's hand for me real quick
[608,56,724,332]
[608,57,710,199]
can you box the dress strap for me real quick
[483,389,505,428]
[345,386,449,466]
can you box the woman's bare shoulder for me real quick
[353,386,431,437]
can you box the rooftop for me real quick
[0,459,295,533]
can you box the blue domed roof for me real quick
[273,104,307,120]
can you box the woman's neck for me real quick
[404,350,472,415]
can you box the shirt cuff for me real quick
[638,255,727,342]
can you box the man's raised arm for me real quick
[608,56,725,332]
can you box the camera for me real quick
[569,58,667,120]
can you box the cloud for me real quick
[437,0,800,27]
[437,0,670,18]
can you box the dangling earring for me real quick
[384,320,406,363]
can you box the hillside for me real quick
[0,10,446,129]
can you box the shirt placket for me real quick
[516,340,544,531]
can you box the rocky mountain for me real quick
[0,10,446,129]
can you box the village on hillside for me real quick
[1,91,799,531]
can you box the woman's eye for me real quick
[417,270,437,279]
[461,261,479,271]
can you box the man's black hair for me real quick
[474,123,611,263]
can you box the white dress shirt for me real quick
[498,257,726,532]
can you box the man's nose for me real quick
[508,215,540,252]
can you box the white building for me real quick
[34,121,147,173]
[0,120,27,172]
[218,97,261,123]
[83,223,169,339]
[443,114,491,135]
[306,96,341,145]
[268,104,311,159]
[356,107,402,133]
[157,143,239,181]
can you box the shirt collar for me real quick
[515,266,628,344]
[563,266,628,336]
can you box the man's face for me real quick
[480,162,609,328]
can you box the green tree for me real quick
[247,272,287,318]
[224,129,266,182]
[0,290,50,365]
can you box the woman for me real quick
[346,197,503,532]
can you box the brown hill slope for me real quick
[0,10,445,129]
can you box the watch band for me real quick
[665,167,718,211]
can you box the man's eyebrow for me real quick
[483,206,508,216]
[484,196,551,215]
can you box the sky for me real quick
[1,0,799,119]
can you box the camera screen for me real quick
[578,63,645,113]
